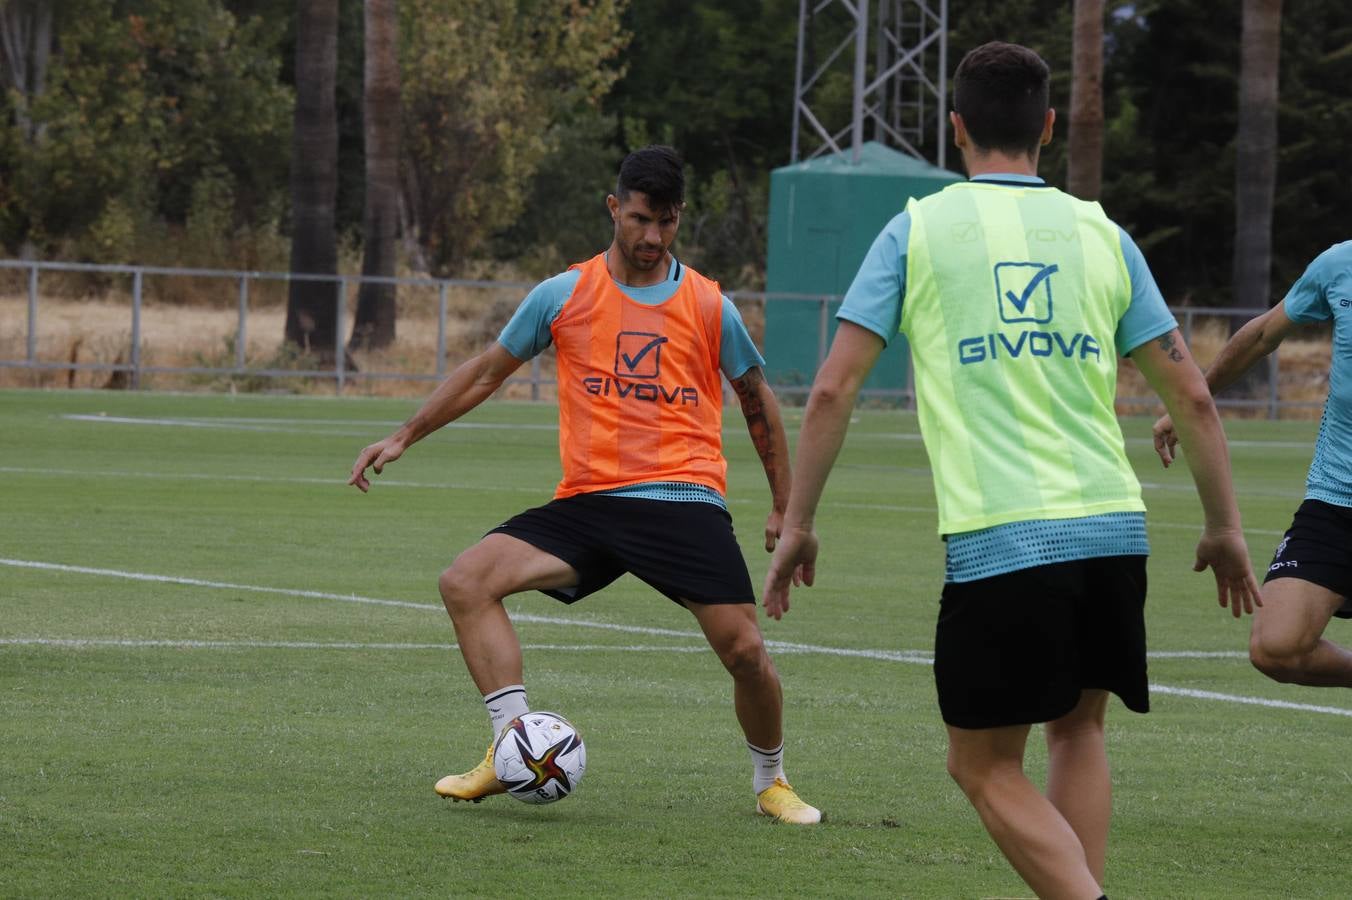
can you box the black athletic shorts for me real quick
[1264,499,1352,618]
[934,555,1150,730]
[488,493,755,606]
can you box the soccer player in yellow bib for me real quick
[764,42,1262,899]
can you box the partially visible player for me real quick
[765,42,1261,899]
[349,145,820,824]
[1155,241,1352,688]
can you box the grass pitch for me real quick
[1,388,1348,898]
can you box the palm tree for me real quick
[1067,0,1104,200]
[1232,0,1283,313]
[349,0,401,352]
[285,0,341,362]
[1,0,52,258]
[0,0,51,139]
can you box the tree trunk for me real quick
[1067,0,1104,200]
[350,0,401,353]
[1233,0,1282,312]
[285,0,341,362]
[0,0,51,138]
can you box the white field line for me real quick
[2,558,1243,666]
[5,559,1344,716]
[0,464,1300,525]
[0,637,707,654]
[6,639,1346,720]
[13,551,1352,718]
[0,558,438,611]
[0,466,541,494]
[64,415,558,430]
[1149,650,1248,659]
[0,557,911,659]
[59,414,380,439]
[0,633,1239,662]
[59,413,558,435]
[1150,686,1352,718]
[57,412,1321,451]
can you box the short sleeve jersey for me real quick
[499,257,764,380]
[497,256,765,508]
[1282,240,1352,508]
[837,174,1177,582]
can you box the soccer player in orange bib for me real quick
[349,146,819,824]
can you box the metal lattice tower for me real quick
[791,0,949,167]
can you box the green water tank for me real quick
[764,141,961,398]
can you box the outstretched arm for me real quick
[1153,302,1297,466]
[348,342,525,491]
[730,366,792,552]
[1131,329,1261,616]
[762,322,885,619]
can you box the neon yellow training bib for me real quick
[901,181,1144,534]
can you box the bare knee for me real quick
[438,558,496,618]
[945,751,972,793]
[1249,579,1345,684]
[1045,717,1105,756]
[946,751,1010,803]
[1045,694,1107,752]
[1249,633,1312,684]
[945,725,1032,811]
[717,633,774,682]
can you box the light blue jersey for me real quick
[498,257,766,508]
[1283,240,1352,508]
[838,174,1176,582]
[498,257,765,379]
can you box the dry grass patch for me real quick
[1116,317,1330,419]
[2,293,1333,415]
[0,288,551,397]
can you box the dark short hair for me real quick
[953,42,1050,157]
[615,145,684,212]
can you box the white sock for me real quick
[484,685,529,741]
[747,740,785,794]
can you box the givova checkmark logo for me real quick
[994,261,1058,325]
[614,331,668,379]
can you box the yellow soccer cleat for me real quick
[755,777,822,825]
[434,744,507,802]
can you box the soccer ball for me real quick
[493,711,586,804]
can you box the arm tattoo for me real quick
[731,367,775,468]
[1157,331,1185,363]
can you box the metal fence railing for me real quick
[0,259,1329,418]
[0,259,547,396]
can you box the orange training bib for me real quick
[550,253,727,498]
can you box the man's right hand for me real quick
[762,526,817,621]
[1193,527,1263,618]
[349,437,406,492]
[1152,413,1179,467]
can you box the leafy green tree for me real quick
[603,0,799,287]
[0,0,53,256]
[399,0,627,275]
[1097,0,1348,308]
[493,111,623,275]
[1268,1,1352,294]
[0,0,52,142]
[0,0,291,261]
